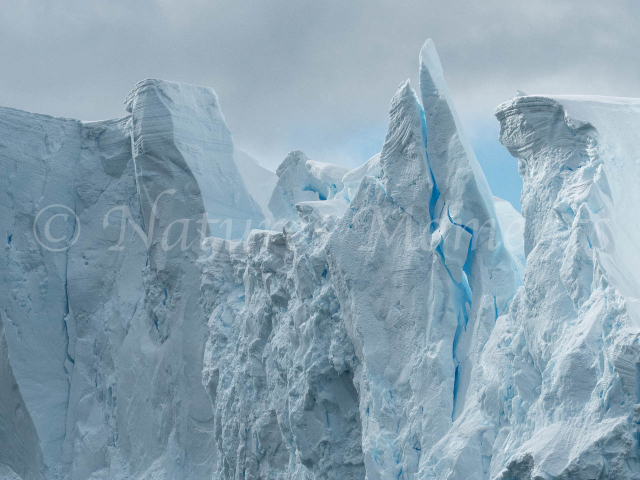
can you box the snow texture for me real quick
[2,39,640,480]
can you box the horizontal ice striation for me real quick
[125,79,266,240]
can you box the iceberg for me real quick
[1,39,639,480]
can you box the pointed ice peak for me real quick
[418,39,458,128]
[396,78,415,96]
[418,39,465,151]
[390,79,419,112]
[384,78,420,119]
[381,79,425,158]
[386,79,423,130]
[416,38,518,306]
[418,39,496,223]
[516,89,528,97]
[419,40,464,137]
[419,39,446,92]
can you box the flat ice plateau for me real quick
[1,40,640,479]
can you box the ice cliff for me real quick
[1,40,640,480]
[0,81,268,479]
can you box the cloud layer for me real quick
[2,0,638,206]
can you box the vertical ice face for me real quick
[0,107,82,473]
[0,80,270,479]
[417,41,522,447]
[0,315,45,480]
[206,39,520,479]
[155,39,522,480]
[421,94,640,480]
[419,38,519,304]
[61,117,147,480]
[327,81,448,479]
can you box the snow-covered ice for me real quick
[1,40,640,480]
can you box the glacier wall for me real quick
[0,80,270,479]
[1,39,640,480]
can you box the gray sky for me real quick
[2,1,639,209]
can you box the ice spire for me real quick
[418,38,496,223]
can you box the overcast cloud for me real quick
[1,0,638,208]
